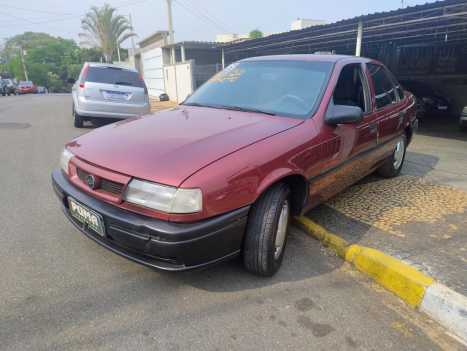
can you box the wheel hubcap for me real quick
[274,200,289,260]
[393,136,405,170]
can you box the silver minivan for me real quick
[69,63,151,128]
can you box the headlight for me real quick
[123,179,202,214]
[463,106,467,113]
[60,148,75,175]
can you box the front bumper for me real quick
[460,116,467,126]
[52,169,249,272]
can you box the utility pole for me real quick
[166,0,174,44]
[18,43,28,81]
[129,14,136,55]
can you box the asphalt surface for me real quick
[0,95,462,351]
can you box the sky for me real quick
[0,0,440,49]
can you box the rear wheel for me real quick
[378,133,407,178]
[73,109,84,128]
[243,182,291,276]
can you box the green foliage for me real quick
[0,32,81,92]
[0,32,55,63]
[80,47,103,63]
[67,64,82,80]
[249,29,263,39]
[79,3,137,63]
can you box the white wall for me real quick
[291,19,325,30]
[163,60,195,103]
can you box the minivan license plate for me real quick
[68,197,105,236]
[106,92,125,99]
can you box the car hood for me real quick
[67,106,303,186]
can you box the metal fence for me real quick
[192,63,232,89]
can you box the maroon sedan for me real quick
[19,81,38,94]
[52,55,417,276]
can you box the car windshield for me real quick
[183,60,333,119]
[20,81,32,85]
[86,67,145,88]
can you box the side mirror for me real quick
[67,78,76,84]
[325,102,364,125]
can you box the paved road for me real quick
[0,95,461,350]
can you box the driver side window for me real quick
[333,64,370,113]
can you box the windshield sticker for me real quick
[209,69,245,83]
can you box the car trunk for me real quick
[84,66,146,105]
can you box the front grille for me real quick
[76,168,125,195]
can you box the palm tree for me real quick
[79,3,137,63]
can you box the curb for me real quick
[292,216,467,342]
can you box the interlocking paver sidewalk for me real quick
[306,174,467,297]
[149,97,178,113]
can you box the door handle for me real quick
[399,111,404,121]
[370,122,377,133]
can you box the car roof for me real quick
[86,62,138,72]
[241,54,371,63]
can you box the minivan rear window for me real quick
[86,67,145,88]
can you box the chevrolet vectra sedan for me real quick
[52,55,418,276]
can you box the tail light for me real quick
[138,72,148,94]
[79,64,90,88]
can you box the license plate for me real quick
[68,197,105,236]
[438,106,447,109]
[106,91,126,99]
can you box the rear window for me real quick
[366,64,396,110]
[86,67,144,88]
[20,81,32,85]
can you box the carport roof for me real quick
[162,41,224,50]
[221,0,467,54]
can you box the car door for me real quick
[314,61,378,201]
[366,63,406,161]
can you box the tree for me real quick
[249,29,263,39]
[0,32,55,63]
[79,3,137,63]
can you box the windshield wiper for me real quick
[183,102,222,109]
[222,106,276,116]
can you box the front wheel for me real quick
[378,133,407,178]
[243,182,291,276]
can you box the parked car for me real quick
[19,81,38,94]
[52,55,418,276]
[399,80,451,116]
[461,106,467,132]
[2,79,20,95]
[37,86,48,94]
[1,80,11,96]
[67,63,151,128]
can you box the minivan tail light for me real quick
[138,72,148,94]
[79,64,90,88]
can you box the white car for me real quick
[68,63,151,128]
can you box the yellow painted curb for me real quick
[293,216,435,307]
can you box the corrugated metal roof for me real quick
[222,0,466,49]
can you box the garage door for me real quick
[142,46,164,97]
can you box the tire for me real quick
[378,133,407,178]
[73,109,84,128]
[460,125,467,133]
[243,181,292,276]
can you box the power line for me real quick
[0,0,147,30]
[177,0,232,35]
[0,11,80,35]
[173,0,233,37]
[186,0,237,34]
